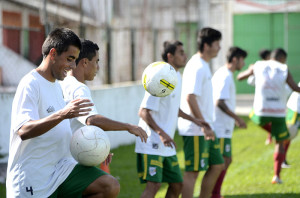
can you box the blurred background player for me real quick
[59,39,148,172]
[135,40,209,198]
[177,27,224,198]
[237,48,300,184]
[211,47,248,198]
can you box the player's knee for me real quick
[97,175,120,197]
[107,176,120,197]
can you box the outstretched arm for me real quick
[86,114,148,143]
[216,99,247,128]
[18,98,93,140]
[237,64,254,81]
[138,108,176,148]
[286,71,300,93]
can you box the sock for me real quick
[273,152,285,177]
[211,169,227,198]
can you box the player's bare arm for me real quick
[286,71,300,93]
[216,99,247,128]
[86,115,148,143]
[139,108,176,148]
[178,108,210,129]
[186,94,215,140]
[18,98,93,140]
[237,64,254,81]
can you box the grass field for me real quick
[1,117,299,197]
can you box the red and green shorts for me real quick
[249,111,289,141]
[182,135,224,172]
[136,153,183,184]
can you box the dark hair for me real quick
[42,28,81,58]
[226,47,247,63]
[197,27,222,52]
[161,40,183,62]
[259,49,271,60]
[271,48,287,61]
[76,39,99,65]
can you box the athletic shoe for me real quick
[265,138,272,145]
[271,175,283,184]
[281,161,291,168]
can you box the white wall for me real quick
[0,82,145,163]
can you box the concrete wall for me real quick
[0,82,145,163]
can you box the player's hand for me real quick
[103,153,114,166]
[235,117,247,129]
[158,130,176,149]
[60,98,93,119]
[202,127,215,141]
[127,124,148,143]
[193,118,211,130]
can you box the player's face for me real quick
[51,45,80,81]
[207,40,221,58]
[85,51,100,81]
[236,57,245,71]
[171,45,187,70]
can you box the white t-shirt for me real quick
[59,76,98,133]
[253,60,288,117]
[6,70,76,198]
[135,72,181,156]
[212,66,236,138]
[178,54,214,136]
[287,82,300,113]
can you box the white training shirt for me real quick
[135,72,182,156]
[59,76,98,133]
[6,70,77,198]
[212,66,236,138]
[253,60,288,117]
[287,82,300,113]
[178,54,214,136]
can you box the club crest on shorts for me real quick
[149,166,157,176]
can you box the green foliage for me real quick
[1,117,299,198]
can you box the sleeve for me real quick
[215,75,231,100]
[140,91,161,112]
[184,66,204,96]
[12,81,40,134]
[72,85,98,125]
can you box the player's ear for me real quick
[82,58,88,67]
[49,48,57,61]
[167,52,173,62]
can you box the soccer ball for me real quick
[142,61,178,97]
[287,122,299,140]
[70,125,110,166]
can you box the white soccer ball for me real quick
[287,122,299,140]
[70,125,110,166]
[142,61,178,97]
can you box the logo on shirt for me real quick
[225,129,230,135]
[149,166,157,176]
[47,106,55,113]
[152,143,159,149]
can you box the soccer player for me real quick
[59,38,148,159]
[211,47,248,198]
[6,28,120,197]
[177,27,225,198]
[237,48,300,184]
[135,40,210,198]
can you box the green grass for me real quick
[1,117,299,197]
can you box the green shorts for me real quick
[219,138,232,158]
[286,108,300,126]
[49,164,108,198]
[136,153,183,184]
[182,136,224,172]
[249,111,289,141]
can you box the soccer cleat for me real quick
[281,160,291,168]
[271,175,283,184]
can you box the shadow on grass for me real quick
[209,193,300,198]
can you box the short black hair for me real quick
[161,40,183,62]
[76,39,99,65]
[42,28,81,58]
[226,47,247,63]
[271,48,287,61]
[259,49,271,60]
[197,27,222,52]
